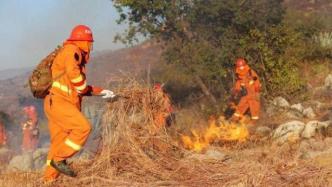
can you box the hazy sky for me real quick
[0,0,126,70]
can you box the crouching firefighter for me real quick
[43,25,115,182]
[231,58,261,123]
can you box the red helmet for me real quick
[236,58,247,68]
[153,83,162,90]
[67,25,94,42]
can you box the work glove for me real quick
[100,90,116,99]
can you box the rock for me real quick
[285,110,303,119]
[291,103,304,113]
[8,153,34,171]
[255,126,272,137]
[33,148,48,170]
[0,147,12,165]
[303,107,316,119]
[272,97,290,108]
[187,148,228,161]
[266,105,277,117]
[302,121,320,139]
[324,125,332,137]
[324,74,332,90]
[272,121,305,144]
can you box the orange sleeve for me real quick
[251,70,261,92]
[233,79,241,94]
[64,46,91,94]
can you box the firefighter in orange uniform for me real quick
[43,25,115,182]
[22,105,39,151]
[0,121,7,147]
[153,83,174,128]
[232,58,261,122]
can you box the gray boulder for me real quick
[324,74,332,90]
[301,121,320,139]
[7,152,34,171]
[272,121,305,144]
[187,148,228,161]
[272,97,290,108]
[290,103,304,113]
[33,148,49,170]
[303,107,316,119]
[255,126,272,137]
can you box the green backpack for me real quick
[28,46,65,99]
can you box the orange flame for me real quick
[181,116,249,152]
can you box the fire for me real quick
[181,116,249,152]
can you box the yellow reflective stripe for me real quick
[249,80,254,85]
[65,139,81,151]
[252,116,259,120]
[75,82,87,91]
[52,81,72,94]
[234,113,241,117]
[46,160,51,166]
[71,75,83,83]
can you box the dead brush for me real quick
[73,80,207,185]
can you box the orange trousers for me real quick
[43,95,91,181]
[234,96,260,120]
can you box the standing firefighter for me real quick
[22,105,39,152]
[0,121,7,147]
[231,58,261,123]
[43,25,115,182]
[153,83,174,128]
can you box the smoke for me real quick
[0,0,125,71]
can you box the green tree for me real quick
[113,0,304,103]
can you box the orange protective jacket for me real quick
[49,41,102,108]
[0,122,7,146]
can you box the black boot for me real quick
[50,160,77,177]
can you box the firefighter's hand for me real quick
[100,90,116,99]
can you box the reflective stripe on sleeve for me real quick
[46,160,51,166]
[71,75,84,83]
[65,139,81,151]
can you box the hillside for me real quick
[285,0,332,12]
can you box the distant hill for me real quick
[285,0,332,13]
[0,67,31,80]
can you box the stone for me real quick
[272,121,305,144]
[0,147,12,166]
[266,106,278,117]
[303,107,316,119]
[302,121,320,139]
[7,152,34,171]
[290,103,304,113]
[285,110,303,119]
[33,148,48,170]
[325,125,332,137]
[255,126,272,137]
[324,74,332,90]
[187,148,228,161]
[272,97,290,108]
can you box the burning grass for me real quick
[181,116,249,153]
